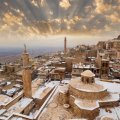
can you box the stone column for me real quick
[22,67,32,98]
[22,45,32,98]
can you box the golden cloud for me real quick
[106,12,120,23]
[83,25,87,30]
[95,0,111,14]
[31,0,39,7]
[59,0,71,10]
[3,12,23,26]
[104,25,111,31]
[0,0,119,36]
[74,16,81,22]
[40,0,47,7]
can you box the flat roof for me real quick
[75,99,99,110]
[0,94,12,106]
[4,97,33,116]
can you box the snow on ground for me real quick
[6,88,17,95]
[98,108,119,120]
[75,99,99,110]
[0,95,12,106]
[33,81,60,98]
[13,84,22,88]
[99,93,119,102]
[96,80,120,93]
[7,82,11,85]
[33,86,48,98]
[0,109,6,115]
[5,97,33,116]
[45,81,60,88]
[19,97,33,108]
[114,106,120,119]
[62,79,71,84]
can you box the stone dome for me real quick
[81,70,95,77]
[81,70,95,84]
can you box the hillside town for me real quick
[0,35,120,120]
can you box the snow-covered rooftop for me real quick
[96,80,120,93]
[73,64,96,69]
[75,99,99,110]
[33,81,60,99]
[0,94,12,106]
[70,78,106,93]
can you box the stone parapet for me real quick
[69,85,108,100]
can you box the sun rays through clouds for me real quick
[0,0,119,37]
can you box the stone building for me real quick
[65,57,73,73]
[58,70,119,120]
[81,70,95,83]
[72,63,100,77]
[97,41,106,50]
[96,52,109,78]
[4,63,15,74]
[50,67,66,81]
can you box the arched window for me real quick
[86,78,89,83]
[81,77,84,82]
[91,77,94,83]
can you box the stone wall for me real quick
[23,101,34,115]
[34,87,54,109]
[4,92,23,109]
[58,92,69,105]
[99,100,119,107]
[69,95,75,112]
[2,82,15,90]
[68,95,99,120]
[74,104,99,120]
[69,85,108,100]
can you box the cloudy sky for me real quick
[0,0,119,47]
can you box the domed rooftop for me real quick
[81,70,95,77]
[69,78,105,93]
[101,115,114,120]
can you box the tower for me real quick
[22,44,32,98]
[23,44,29,66]
[64,37,67,54]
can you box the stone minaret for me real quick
[23,44,29,66]
[64,37,67,54]
[22,44,32,98]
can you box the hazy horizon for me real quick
[0,34,118,49]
